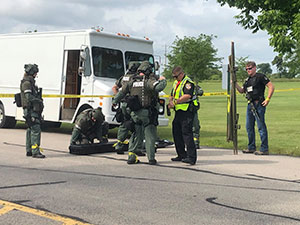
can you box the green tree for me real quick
[257,63,272,75]
[235,56,249,81]
[206,68,222,80]
[272,55,286,78]
[282,43,300,78]
[163,34,222,83]
[272,44,300,78]
[216,0,300,54]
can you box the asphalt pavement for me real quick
[0,128,300,225]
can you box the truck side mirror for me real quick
[154,61,160,71]
[78,47,91,76]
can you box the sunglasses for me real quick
[172,72,181,78]
[246,67,253,71]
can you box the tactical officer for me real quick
[236,61,274,155]
[112,61,145,156]
[168,66,197,165]
[70,107,109,145]
[20,64,45,158]
[193,85,204,149]
[112,61,167,165]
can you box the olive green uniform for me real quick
[20,75,44,156]
[193,85,203,148]
[113,62,146,154]
[113,74,166,163]
[70,108,108,145]
[114,73,143,152]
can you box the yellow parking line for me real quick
[0,205,15,216]
[0,200,92,225]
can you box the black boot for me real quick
[32,152,46,158]
[148,159,157,165]
[127,153,139,164]
[136,151,146,156]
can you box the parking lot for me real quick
[1,128,300,225]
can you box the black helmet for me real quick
[24,64,39,76]
[137,61,152,75]
[128,61,141,73]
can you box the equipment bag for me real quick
[14,93,22,107]
[115,108,124,123]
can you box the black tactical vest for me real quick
[129,75,157,108]
[243,73,268,102]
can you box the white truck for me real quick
[0,28,168,128]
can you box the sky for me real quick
[0,0,277,71]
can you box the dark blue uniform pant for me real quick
[172,110,197,162]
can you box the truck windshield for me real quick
[125,51,155,72]
[92,47,124,79]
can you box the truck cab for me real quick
[0,29,168,128]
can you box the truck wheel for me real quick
[0,104,16,128]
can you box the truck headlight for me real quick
[158,99,165,115]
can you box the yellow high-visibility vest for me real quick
[172,75,198,111]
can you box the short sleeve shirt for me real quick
[243,73,270,101]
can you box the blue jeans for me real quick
[246,102,268,152]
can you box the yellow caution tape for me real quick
[159,94,170,98]
[0,88,299,98]
[159,92,228,98]
[227,95,231,113]
[203,92,227,96]
[0,94,15,98]
[0,93,115,98]
[273,88,300,92]
[43,94,114,98]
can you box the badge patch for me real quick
[247,86,253,92]
[133,81,144,87]
[185,83,191,90]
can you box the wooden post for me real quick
[227,42,240,155]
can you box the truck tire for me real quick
[0,104,16,128]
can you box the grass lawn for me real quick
[157,80,300,156]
